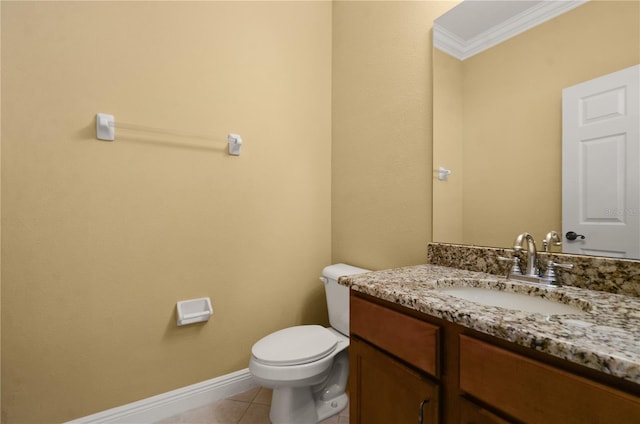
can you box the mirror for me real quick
[432,0,640,258]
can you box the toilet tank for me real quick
[321,263,370,336]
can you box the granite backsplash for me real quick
[427,243,640,297]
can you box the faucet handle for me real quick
[540,260,574,285]
[552,262,574,271]
[498,256,522,278]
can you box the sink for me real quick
[437,287,587,316]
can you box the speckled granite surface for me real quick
[428,243,640,297]
[341,264,640,385]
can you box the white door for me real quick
[562,64,640,258]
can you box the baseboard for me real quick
[65,368,258,424]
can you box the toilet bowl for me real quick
[248,264,369,424]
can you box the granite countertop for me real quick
[341,264,640,385]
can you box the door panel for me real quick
[562,64,640,257]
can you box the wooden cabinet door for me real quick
[458,396,510,424]
[350,337,439,424]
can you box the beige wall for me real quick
[433,0,640,248]
[1,1,331,422]
[0,0,509,421]
[432,48,463,243]
[332,0,453,270]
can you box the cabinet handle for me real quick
[418,398,430,424]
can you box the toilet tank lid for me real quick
[322,263,370,281]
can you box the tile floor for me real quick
[155,386,349,424]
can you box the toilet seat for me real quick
[252,325,338,366]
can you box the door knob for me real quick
[565,231,586,240]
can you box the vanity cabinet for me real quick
[349,291,640,424]
[350,295,440,423]
[459,335,640,423]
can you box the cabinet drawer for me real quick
[459,335,640,423]
[459,396,510,424]
[350,295,439,377]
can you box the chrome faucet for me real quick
[542,230,562,252]
[502,232,574,286]
[512,232,538,277]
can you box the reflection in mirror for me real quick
[432,0,640,259]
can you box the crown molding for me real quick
[434,0,588,60]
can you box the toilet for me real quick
[249,263,369,424]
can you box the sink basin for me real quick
[438,287,586,316]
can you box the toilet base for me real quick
[316,392,348,422]
[269,386,347,424]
